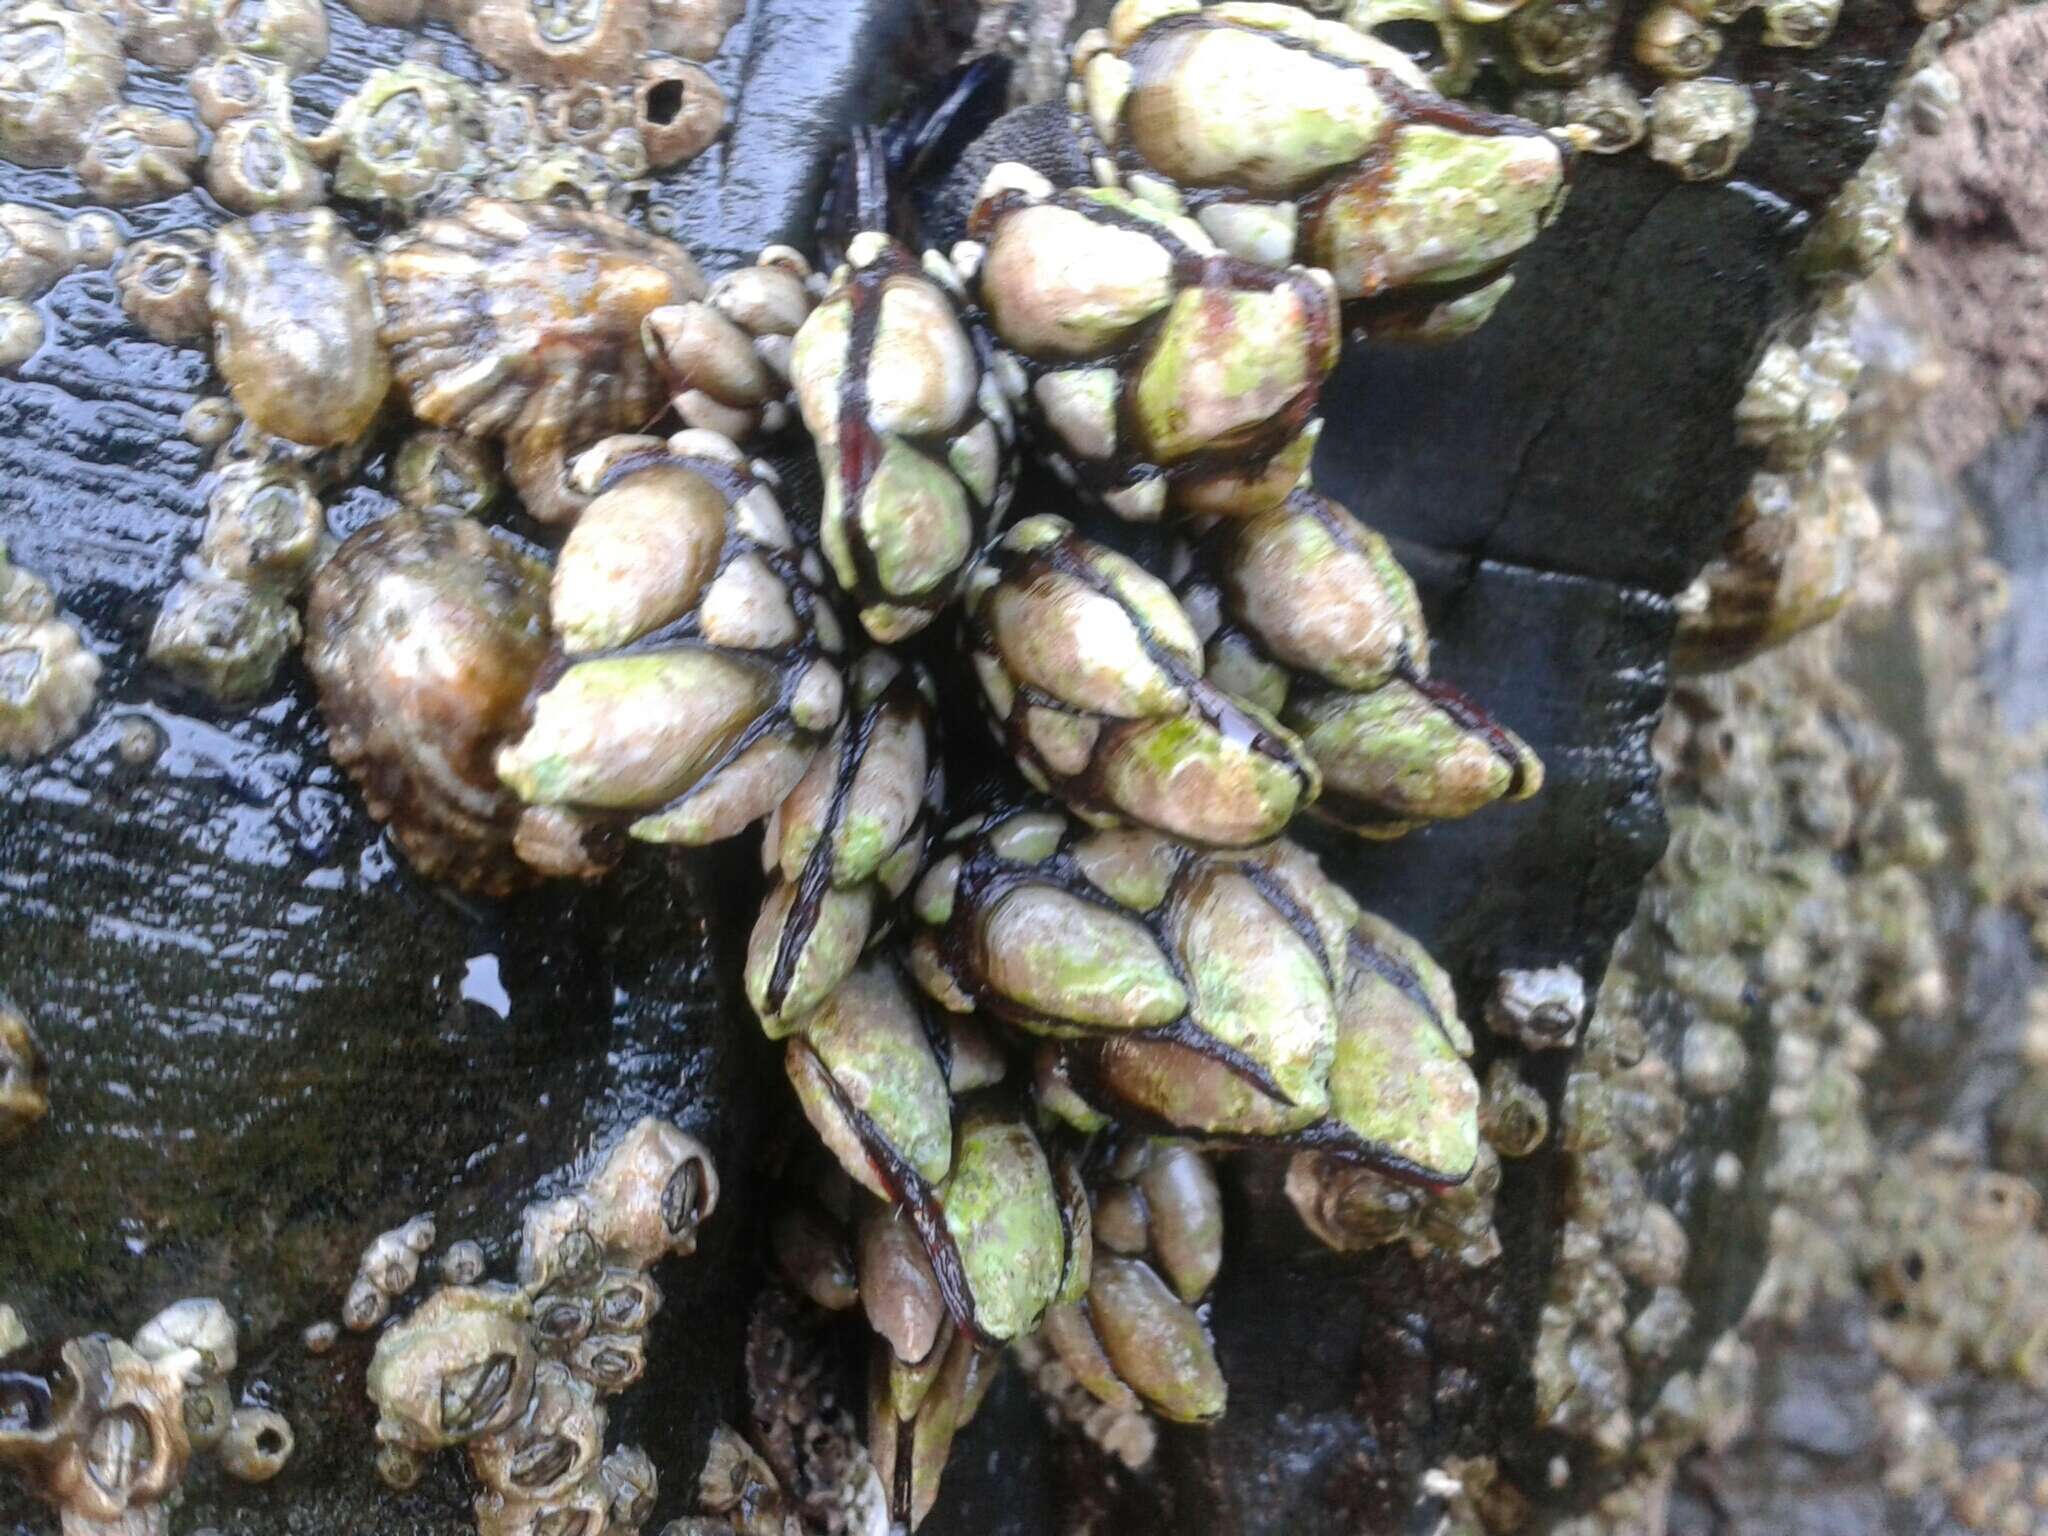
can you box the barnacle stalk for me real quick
[909,805,1481,1185]
[1178,488,1542,834]
[964,515,1321,847]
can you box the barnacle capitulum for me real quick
[304,510,578,896]
[1067,0,1568,331]
[962,165,1338,520]
[212,211,389,449]
[965,516,1319,848]
[198,461,329,590]
[788,231,1015,641]
[1645,78,1756,182]
[0,991,49,1144]
[115,230,214,345]
[1040,1141,1228,1425]
[644,246,815,446]
[1180,489,1542,835]
[1503,0,1622,81]
[0,300,39,372]
[205,115,327,213]
[1673,453,1876,672]
[117,0,210,70]
[633,57,725,168]
[910,807,1481,1184]
[0,0,124,168]
[1285,1139,1502,1262]
[377,198,708,524]
[454,0,650,88]
[392,429,503,517]
[747,652,940,1033]
[495,432,847,849]
[72,105,201,205]
[0,542,102,762]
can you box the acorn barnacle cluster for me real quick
[0,1298,293,1536]
[363,1118,718,1536]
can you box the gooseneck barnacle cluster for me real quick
[0,0,1588,1525]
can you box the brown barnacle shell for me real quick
[0,204,78,301]
[197,461,328,591]
[117,0,210,70]
[648,0,740,59]
[1632,2,1720,78]
[73,104,201,206]
[201,0,330,75]
[633,57,725,168]
[303,510,555,897]
[115,229,213,345]
[0,0,125,168]
[377,198,706,524]
[366,1285,538,1454]
[189,50,292,131]
[205,114,326,213]
[579,1116,721,1267]
[0,991,50,1144]
[212,211,387,449]
[0,545,102,762]
[0,1335,193,1525]
[453,0,649,87]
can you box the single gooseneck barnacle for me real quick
[1040,1139,1229,1427]
[958,163,1340,522]
[747,651,943,1032]
[964,515,1321,847]
[1070,0,1571,338]
[909,804,1481,1185]
[1179,488,1544,834]
[496,430,848,848]
[788,225,1017,642]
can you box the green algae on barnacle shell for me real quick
[496,432,845,848]
[1067,0,1568,312]
[910,808,1480,1184]
[212,211,388,449]
[377,199,706,524]
[788,231,1014,642]
[965,515,1320,847]
[963,169,1337,520]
